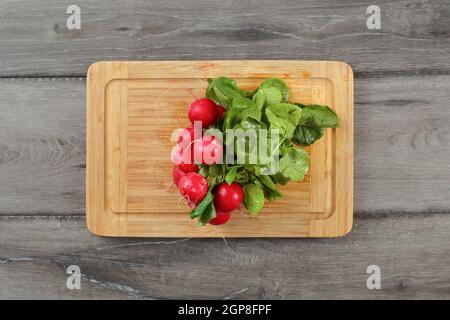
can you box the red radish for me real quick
[172,165,185,187]
[215,104,226,123]
[171,147,183,165]
[172,148,198,173]
[171,146,193,165]
[214,182,244,212]
[193,135,223,165]
[178,172,208,207]
[209,210,231,225]
[188,98,217,128]
[178,162,199,173]
[177,125,195,149]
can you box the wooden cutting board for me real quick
[86,61,353,237]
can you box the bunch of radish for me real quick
[171,76,336,226]
[172,98,243,225]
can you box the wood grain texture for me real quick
[1,0,449,299]
[0,0,449,76]
[1,75,449,216]
[0,214,449,299]
[0,78,86,215]
[355,75,450,213]
[86,61,353,237]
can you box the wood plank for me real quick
[0,213,449,299]
[355,75,450,213]
[0,78,86,215]
[1,74,449,216]
[0,0,449,76]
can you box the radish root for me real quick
[238,206,250,218]
[177,195,189,209]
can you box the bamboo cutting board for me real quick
[86,61,353,237]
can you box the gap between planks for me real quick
[1,67,450,80]
[1,212,449,220]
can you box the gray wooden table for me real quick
[0,0,449,299]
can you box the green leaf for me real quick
[239,107,261,125]
[261,87,282,105]
[252,87,282,109]
[292,104,338,145]
[213,87,230,107]
[243,183,265,215]
[244,164,255,174]
[264,187,283,200]
[190,191,214,219]
[235,169,249,184]
[190,190,217,225]
[206,77,243,109]
[198,166,209,177]
[241,118,267,130]
[279,140,294,156]
[224,98,261,130]
[259,78,289,102]
[252,89,266,110]
[278,148,309,182]
[208,164,224,177]
[198,202,216,226]
[293,126,325,146]
[223,107,240,130]
[273,172,290,185]
[258,175,277,190]
[257,175,283,200]
[268,103,302,126]
[232,96,255,109]
[233,127,260,166]
[265,103,301,140]
[206,175,219,187]
[225,165,241,185]
[297,104,340,128]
